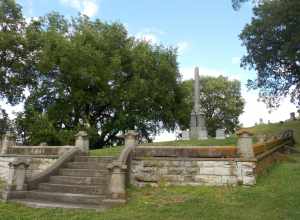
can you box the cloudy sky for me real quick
[2,0,298,140]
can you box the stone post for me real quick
[107,130,138,202]
[236,130,255,159]
[107,161,127,200]
[9,158,31,190]
[1,132,16,155]
[75,131,89,153]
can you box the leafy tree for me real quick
[0,0,37,104]
[240,0,300,107]
[0,107,9,136]
[15,13,187,147]
[181,76,244,136]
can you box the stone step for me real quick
[74,156,115,163]
[66,162,110,169]
[39,183,107,195]
[11,199,108,211]
[59,168,109,177]
[49,176,107,185]
[27,191,106,205]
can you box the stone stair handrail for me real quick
[26,147,82,190]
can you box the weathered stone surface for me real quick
[216,129,225,140]
[130,158,258,187]
[181,131,190,141]
[0,156,57,182]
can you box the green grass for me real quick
[1,121,300,219]
[0,154,300,220]
[141,136,237,147]
[89,146,124,157]
[249,120,300,146]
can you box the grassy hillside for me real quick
[90,120,300,157]
[249,120,300,146]
[1,121,299,219]
[1,155,300,220]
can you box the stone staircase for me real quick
[12,155,116,210]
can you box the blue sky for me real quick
[17,0,253,82]
[4,0,297,140]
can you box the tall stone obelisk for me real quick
[189,67,208,140]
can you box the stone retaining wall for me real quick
[130,157,256,187]
[0,155,58,181]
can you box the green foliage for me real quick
[181,76,244,137]
[15,109,75,145]
[240,0,300,107]
[0,107,9,136]
[0,0,37,104]
[10,12,186,147]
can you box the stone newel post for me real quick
[107,161,127,200]
[75,131,89,153]
[7,159,31,191]
[108,130,138,201]
[1,132,16,155]
[237,130,255,159]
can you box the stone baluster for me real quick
[107,130,138,201]
[1,132,16,155]
[237,130,255,159]
[75,131,89,153]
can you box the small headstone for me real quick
[268,120,271,124]
[198,129,208,140]
[290,112,296,121]
[259,118,263,124]
[215,129,225,140]
[181,131,190,141]
[39,142,47,146]
[298,110,300,119]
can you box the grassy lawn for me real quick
[249,120,300,145]
[141,136,237,147]
[0,154,299,220]
[1,121,299,219]
[89,146,124,157]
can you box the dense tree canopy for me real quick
[10,12,187,147]
[181,76,244,137]
[0,0,38,104]
[240,0,300,107]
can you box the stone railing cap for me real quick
[107,161,127,170]
[9,158,31,167]
[75,131,88,137]
[119,130,138,139]
[236,129,253,136]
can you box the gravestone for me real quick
[189,67,208,140]
[181,131,190,140]
[298,110,300,119]
[216,129,225,140]
[290,112,296,121]
[259,118,263,124]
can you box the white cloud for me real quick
[60,0,99,17]
[176,41,190,55]
[239,90,298,127]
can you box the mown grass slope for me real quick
[1,120,299,220]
